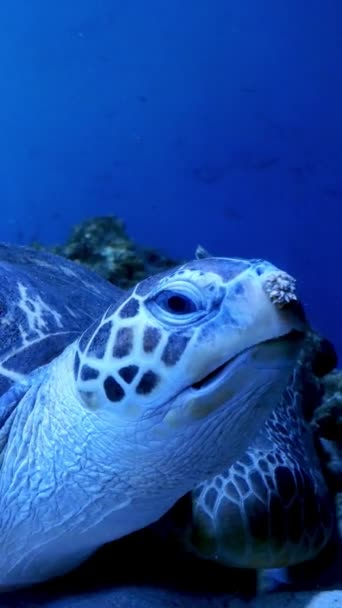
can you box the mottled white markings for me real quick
[65,305,78,319]
[82,280,102,296]
[0,364,27,383]
[61,266,80,279]
[17,283,64,346]
[32,259,55,269]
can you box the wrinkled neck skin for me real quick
[0,342,292,590]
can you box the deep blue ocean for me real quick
[0,0,341,359]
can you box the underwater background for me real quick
[0,0,341,357]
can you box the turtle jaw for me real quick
[190,329,303,395]
[162,330,304,428]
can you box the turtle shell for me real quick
[0,243,123,396]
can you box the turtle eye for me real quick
[155,290,198,315]
[148,282,206,326]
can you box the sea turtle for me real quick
[178,334,336,570]
[149,334,337,591]
[136,249,335,585]
[0,242,312,591]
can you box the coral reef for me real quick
[34,215,180,289]
[314,368,342,540]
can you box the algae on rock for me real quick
[36,215,181,289]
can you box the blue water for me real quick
[0,1,341,358]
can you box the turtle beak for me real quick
[162,330,304,429]
[186,330,304,419]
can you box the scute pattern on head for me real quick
[119,298,140,319]
[143,326,162,353]
[161,334,191,367]
[74,255,304,431]
[75,258,245,414]
[134,258,251,298]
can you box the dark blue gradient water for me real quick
[0,1,341,355]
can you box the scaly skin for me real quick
[0,257,304,589]
[188,365,334,569]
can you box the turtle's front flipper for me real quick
[187,350,335,573]
[0,371,45,466]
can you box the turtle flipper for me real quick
[0,367,48,466]
[0,381,32,466]
[188,365,335,570]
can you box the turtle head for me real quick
[74,257,306,477]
